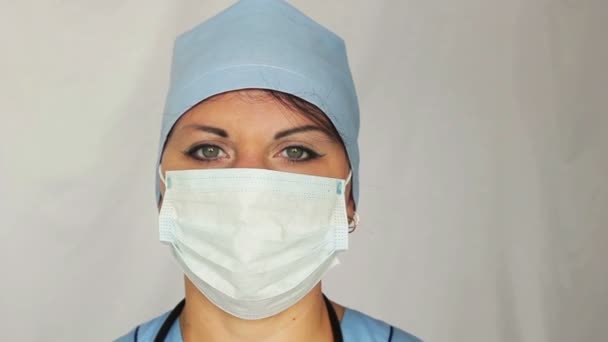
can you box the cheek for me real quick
[307,145,349,178]
[161,140,183,164]
[161,138,197,170]
[327,146,351,178]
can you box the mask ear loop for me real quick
[345,171,352,186]
[345,170,359,233]
[158,164,166,185]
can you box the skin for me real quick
[159,89,355,342]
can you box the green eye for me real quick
[286,147,306,160]
[188,144,225,161]
[201,145,220,158]
[280,146,321,162]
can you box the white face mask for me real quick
[158,167,351,320]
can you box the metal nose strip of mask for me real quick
[159,166,352,188]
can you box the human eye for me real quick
[187,144,227,162]
[279,145,322,162]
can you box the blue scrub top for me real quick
[116,307,421,342]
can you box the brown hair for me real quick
[265,90,342,143]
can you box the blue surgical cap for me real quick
[156,0,360,205]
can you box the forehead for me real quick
[173,89,317,129]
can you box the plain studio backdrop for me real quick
[1,0,606,341]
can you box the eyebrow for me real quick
[274,125,331,140]
[182,124,331,140]
[183,124,228,138]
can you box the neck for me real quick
[180,277,336,342]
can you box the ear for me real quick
[158,162,166,211]
[346,185,356,220]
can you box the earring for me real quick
[348,212,360,233]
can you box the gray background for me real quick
[1,0,606,341]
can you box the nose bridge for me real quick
[232,146,268,169]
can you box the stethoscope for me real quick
[153,295,344,342]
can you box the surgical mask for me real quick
[158,167,351,320]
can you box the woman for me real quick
[118,0,420,341]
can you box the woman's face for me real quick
[160,89,355,215]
